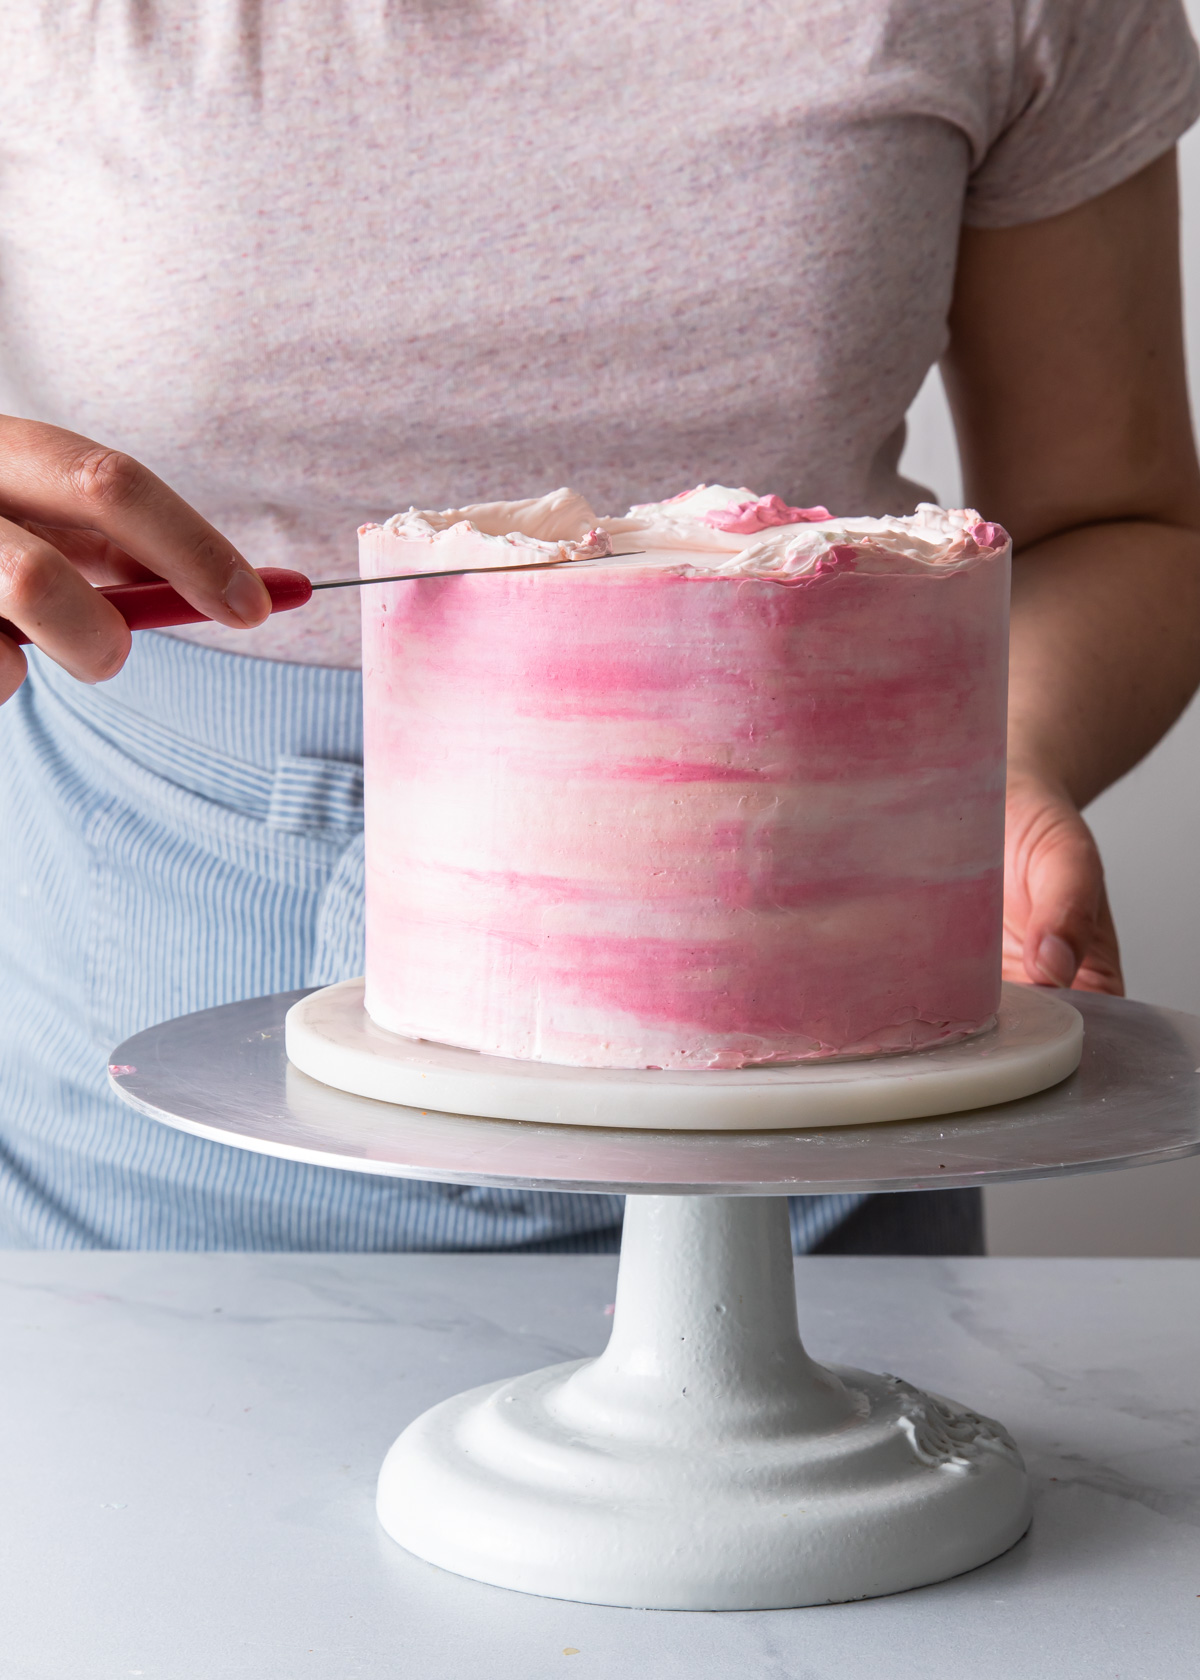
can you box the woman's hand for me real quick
[0,414,271,704]
[1003,770,1123,995]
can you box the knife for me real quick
[0,553,642,648]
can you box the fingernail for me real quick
[1036,934,1077,988]
[223,566,271,627]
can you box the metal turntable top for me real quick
[108,989,1200,1196]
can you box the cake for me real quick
[358,486,1010,1070]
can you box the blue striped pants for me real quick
[0,634,867,1251]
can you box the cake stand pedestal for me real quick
[109,988,1200,1611]
[382,1191,1028,1609]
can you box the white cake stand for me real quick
[110,986,1200,1612]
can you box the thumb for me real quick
[1005,784,1124,995]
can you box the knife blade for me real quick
[0,553,644,647]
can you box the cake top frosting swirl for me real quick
[364,486,1009,580]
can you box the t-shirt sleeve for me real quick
[964,0,1200,226]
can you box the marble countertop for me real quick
[1,1252,1197,1679]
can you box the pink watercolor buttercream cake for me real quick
[358,486,1011,1069]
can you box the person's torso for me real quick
[0,0,1010,663]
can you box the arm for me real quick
[942,150,1200,993]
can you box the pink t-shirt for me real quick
[1,0,1197,667]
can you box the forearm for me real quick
[1007,518,1200,807]
[936,155,1200,992]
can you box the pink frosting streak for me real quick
[970,521,1004,550]
[704,493,831,534]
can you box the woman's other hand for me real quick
[1003,770,1123,995]
[0,415,271,703]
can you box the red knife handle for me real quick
[0,566,313,648]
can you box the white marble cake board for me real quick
[285,978,1083,1130]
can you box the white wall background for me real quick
[899,30,1200,1254]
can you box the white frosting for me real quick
[605,491,1004,574]
[378,488,612,562]
[635,483,758,521]
[601,482,762,551]
[707,504,1004,577]
[370,487,1007,579]
[387,487,596,542]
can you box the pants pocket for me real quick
[309,830,366,985]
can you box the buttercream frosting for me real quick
[365,487,1008,579]
[360,487,1010,1069]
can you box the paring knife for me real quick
[0,553,641,648]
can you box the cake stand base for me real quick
[378,1195,1030,1609]
[117,988,1200,1612]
